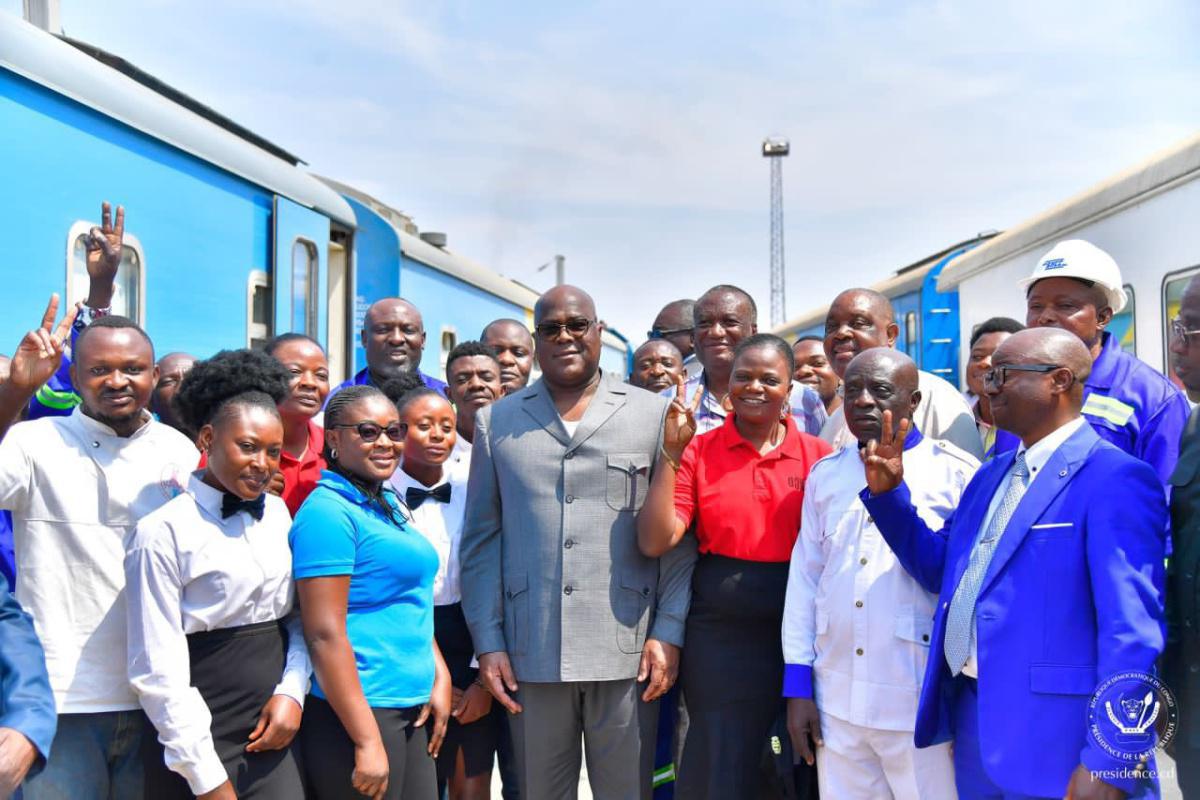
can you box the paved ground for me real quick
[489,753,1183,798]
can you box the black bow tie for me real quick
[222,493,265,521]
[406,483,452,509]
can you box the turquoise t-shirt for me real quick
[290,470,439,708]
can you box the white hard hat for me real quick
[1018,240,1127,313]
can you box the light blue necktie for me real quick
[944,451,1030,676]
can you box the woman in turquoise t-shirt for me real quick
[291,385,451,799]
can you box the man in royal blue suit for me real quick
[859,328,1167,799]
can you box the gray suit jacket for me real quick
[460,373,694,682]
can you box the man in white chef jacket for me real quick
[782,348,977,799]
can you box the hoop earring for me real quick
[329,448,338,461]
[780,406,790,421]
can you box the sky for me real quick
[6,0,1200,340]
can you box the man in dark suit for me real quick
[1166,272,1200,797]
[861,327,1166,799]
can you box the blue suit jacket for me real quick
[0,577,56,771]
[861,423,1166,797]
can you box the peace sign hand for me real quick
[85,202,124,308]
[8,295,79,393]
[861,409,909,496]
[662,375,703,462]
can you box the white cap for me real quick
[1018,239,1127,313]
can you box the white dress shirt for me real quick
[125,474,311,795]
[390,465,468,606]
[0,408,198,712]
[447,433,472,482]
[820,370,985,459]
[783,432,978,730]
[959,416,1086,677]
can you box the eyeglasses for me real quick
[982,363,1067,389]
[535,318,594,340]
[1170,317,1200,346]
[332,421,403,442]
[647,327,693,340]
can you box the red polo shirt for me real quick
[674,414,831,562]
[280,419,327,516]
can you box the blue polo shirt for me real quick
[326,366,448,407]
[1083,331,1190,489]
[290,470,439,708]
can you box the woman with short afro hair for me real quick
[125,348,311,799]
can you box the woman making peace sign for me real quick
[637,333,831,799]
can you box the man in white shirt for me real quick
[819,288,983,459]
[784,348,974,799]
[0,303,198,799]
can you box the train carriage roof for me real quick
[769,232,998,339]
[937,131,1200,291]
[0,14,354,226]
[318,176,629,354]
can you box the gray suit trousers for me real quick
[507,679,657,800]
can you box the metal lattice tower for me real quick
[762,137,789,327]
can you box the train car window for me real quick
[904,311,918,354]
[1163,268,1200,383]
[1108,283,1136,353]
[440,327,458,371]
[291,239,319,339]
[247,270,271,349]
[67,221,145,324]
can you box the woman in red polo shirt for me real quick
[266,334,330,515]
[638,333,831,799]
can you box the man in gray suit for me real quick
[461,285,693,800]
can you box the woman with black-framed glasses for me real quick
[290,385,452,799]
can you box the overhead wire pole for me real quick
[763,137,789,327]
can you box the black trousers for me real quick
[142,620,305,799]
[677,554,790,800]
[302,695,438,800]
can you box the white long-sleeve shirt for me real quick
[125,474,310,796]
[0,408,198,712]
[390,466,468,606]
[782,430,978,731]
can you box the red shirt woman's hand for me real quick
[662,375,703,462]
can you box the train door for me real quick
[272,196,329,348]
[327,228,352,384]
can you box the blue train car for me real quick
[770,233,996,390]
[1,13,631,384]
[0,14,357,374]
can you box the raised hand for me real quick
[87,202,125,283]
[662,375,703,462]
[8,295,79,393]
[861,409,909,495]
[85,201,124,308]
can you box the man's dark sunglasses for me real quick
[332,421,403,442]
[647,327,693,340]
[983,363,1068,389]
[536,319,594,340]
